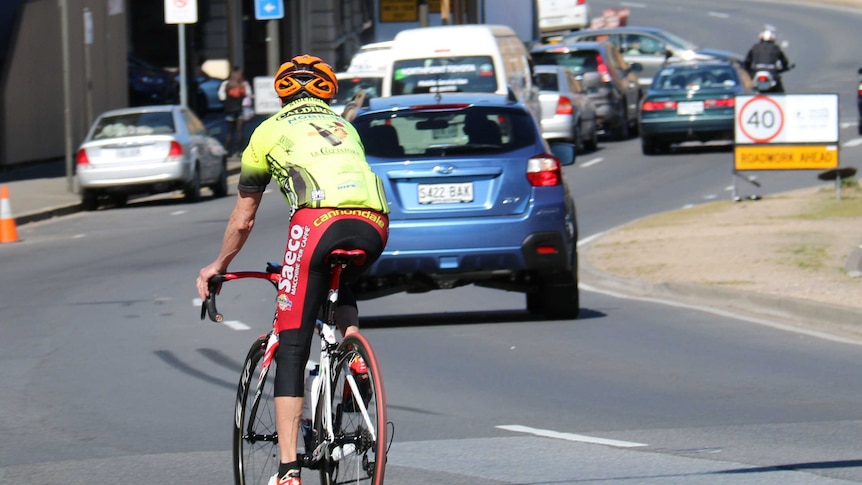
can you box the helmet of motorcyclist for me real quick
[759,29,776,42]
[274,54,338,103]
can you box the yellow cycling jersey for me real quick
[238,97,389,214]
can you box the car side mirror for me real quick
[549,141,576,166]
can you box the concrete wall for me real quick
[1,0,127,169]
[0,0,374,170]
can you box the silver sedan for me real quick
[534,64,598,152]
[76,105,228,210]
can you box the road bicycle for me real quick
[201,248,390,485]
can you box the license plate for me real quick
[116,147,141,158]
[677,101,704,115]
[418,183,474,204]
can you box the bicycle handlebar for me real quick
[201,267,282,323]
[200,251,365,323]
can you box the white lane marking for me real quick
[580,157,604,168]
[578,282,862,347]
[192,298,251,330]
[840,122,855,129]
[620,1,646,7]
[221,320,252,330]
[842,138,862,147]
[497,425,648,448]
[171,210,187,216]
[707,11,729,18]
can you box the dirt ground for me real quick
[581,183,862,312]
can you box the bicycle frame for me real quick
[202,249,385,482]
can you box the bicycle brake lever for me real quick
[202,275,227,322]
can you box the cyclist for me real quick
[196,54,390,485]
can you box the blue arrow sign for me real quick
[254,0,284,20]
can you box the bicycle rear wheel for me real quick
[317,333,388,485]
[234,335,278,485]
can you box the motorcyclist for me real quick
[744,29,791,93]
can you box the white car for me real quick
[76,105,228,210]
[330,71,384,118]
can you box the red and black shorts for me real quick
[273,207,388,397]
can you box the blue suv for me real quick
[350,93,580,319]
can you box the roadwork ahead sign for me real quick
[734,94,839,171]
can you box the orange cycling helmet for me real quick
[274,54,338,101]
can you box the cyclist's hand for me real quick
[197,264,224,300]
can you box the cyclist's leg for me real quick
[335,284,359,337]
[316,214,389,338]
[271,214,332,480]
[324,332,388,485]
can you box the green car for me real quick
[638,59,756,155]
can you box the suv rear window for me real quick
[532,50,600,75]
[391,56,497,95]
[355,106,537,158]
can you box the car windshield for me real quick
[354,106,536,158]
[390,56,497,95]
[92,112,175,139]
[651,65,738,91]
[332,76,383,106]
[531,50,599,74]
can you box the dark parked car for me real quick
[531,41,642,140]
[638,59,756,155]
[350,92,580,319]
[563,26,743,87]
[128,54,176,106]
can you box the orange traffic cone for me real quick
[1,185,20,243]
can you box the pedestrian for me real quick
[196,54,389,485]
[218,65,253,156]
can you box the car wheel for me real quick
[583,121,599,152]
[81,189,99,211]
[527,252,580,320]
[641,136,657,155]
[184,165,202,203]
[614,106,630,141]
[858,118,862,135]
[211,159,228,198]
[573,123,584,153]
[109,193,128,207]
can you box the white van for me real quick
[538,0,589,37]
[382,25,539,119]
[346,41,393,74]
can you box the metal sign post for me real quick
[165,0,199,108]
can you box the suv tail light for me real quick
[526,153,562,187]
[555,96,574,115]
[857,82,862,97]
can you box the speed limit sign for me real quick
[736,95,784,143]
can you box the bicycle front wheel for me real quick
[317,333,388,485]
[234,335,278,485]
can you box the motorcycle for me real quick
[752,63,794,93]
